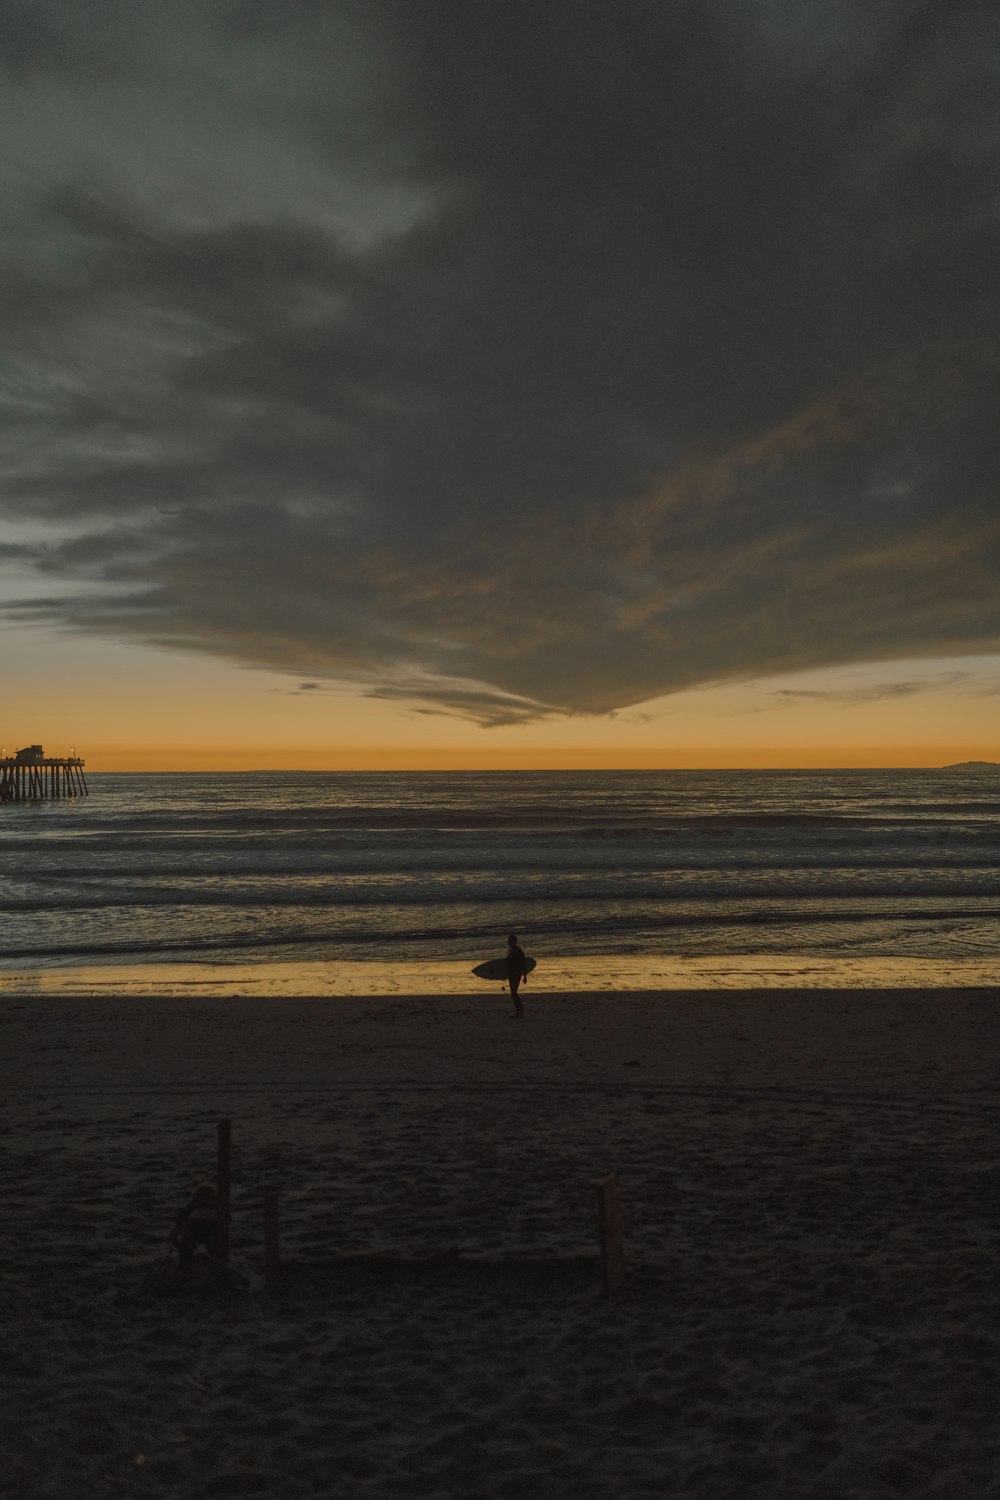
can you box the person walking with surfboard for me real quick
[507,933,528,1017]
[471,944,536,1006]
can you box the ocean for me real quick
[0,769,997,991]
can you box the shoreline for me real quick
[1,952,997,999]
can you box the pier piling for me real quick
[0,746,88,802]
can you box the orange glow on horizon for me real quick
[80,743,998,772]
[5,631,996,774]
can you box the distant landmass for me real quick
[942,761,999,770]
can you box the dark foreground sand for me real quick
[3,987,999,1499]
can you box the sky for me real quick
[1,0,998,769]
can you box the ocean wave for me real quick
[2,902,997,964]
[6,834,1000,880]
[2,877,999,915]
[4,769,998,969]
[9,809,1000,845]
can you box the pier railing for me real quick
[0,757,88,801]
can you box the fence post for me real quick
[216,1119,231,1264]
[597,1172,625,1297]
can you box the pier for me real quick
[0,745,88,802]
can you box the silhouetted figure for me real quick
[170,1181,218,1264]
[507,933,528,1017]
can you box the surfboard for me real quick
[472,956,536,982]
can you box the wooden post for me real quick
[216,1118,231,1264]
[264,1189,280,1277]
[598,1172,626,1297]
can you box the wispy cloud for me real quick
[769,673,971,709]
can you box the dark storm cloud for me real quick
[0,1,107,80]
[1,0,998,720]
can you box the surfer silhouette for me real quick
[507,933,528,1017]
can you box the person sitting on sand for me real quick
[507,933,528,1017]
[170,1181,218,1264]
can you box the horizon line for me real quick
[77,760,996,774]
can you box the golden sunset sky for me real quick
[5,618,996,769]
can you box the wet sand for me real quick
[2,952,996,998]
[3,985,999,1498]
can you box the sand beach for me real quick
[3,979,999,1498]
